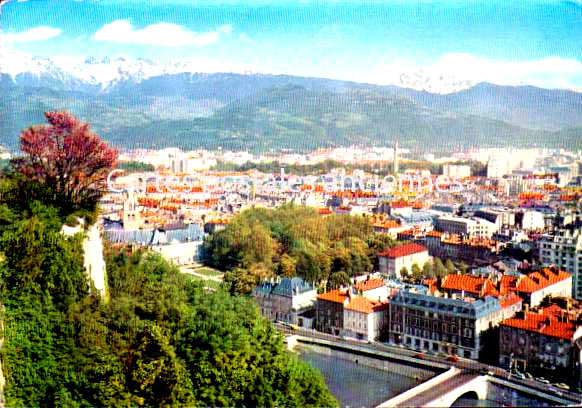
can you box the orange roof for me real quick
[373,220,401,229]
[317,289,349,304]
[390,200,411,209]
[426,230,444,238]
[515,268,571,293]
[345,296,389,314]
[397,229,415,236]
[501,312,577,340]
[441,274,500,297]
[379,243,428,258]
[498,293,523,308]
[354,278,385,292]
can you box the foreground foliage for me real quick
[0,193,336,407]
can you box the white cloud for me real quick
[0,26,62,43]
[91,20,232,47]
[372,53,582,92]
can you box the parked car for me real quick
[415,352,425,359]
[525,372,534,379]
[513,372,526,380]
[555,383,570,390]
[536,377,550,384]
[446,355,459,362]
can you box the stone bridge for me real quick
[377,367,575,407]
[377,367,487,407]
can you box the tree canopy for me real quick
[204,204,398,292]
[13,111,117,210]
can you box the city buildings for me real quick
[537,228,582,300]
[388,285,522,361]
[343,296,389,341]
[378,243,430,279]
[500,268,572,308]
[443,164,471,179]
[253,277,317,326]
[436,215,498,239]
[316,288,349,335]
[499,304,582,386]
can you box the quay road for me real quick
[275,323,582,405]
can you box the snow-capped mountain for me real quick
[390,70,477,94]
[1,49,175,92]
[1,50,479,94]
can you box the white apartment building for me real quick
[487,155,513,178]
[520,210,545,231]
[436,215,498,239]
[443,164,471,178]
[537,228,582,300]
[343,295,389,342]
[378,243,430,279]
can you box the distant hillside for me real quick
[1,72,581,153]
[397,83,582,131]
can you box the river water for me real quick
[297,345,426,408]
[297,345,558,408]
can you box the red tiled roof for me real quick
[378,243,428,258]
[354,278,385,292]
[499,293,522,308]
[441,274,500,297]
[390,200,411,209]
[515,268,571,293]
[500,312,577,340]
[317,289,349,304]
[345,296,389,314]
[426,230,444,238]
[373,220,401,229]
[500,275,518,294]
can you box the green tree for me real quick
[279,253,297,277]
[456,261,469,274]
[399,266,409,280]
[422,261,434,278]
[444,259,456,275]
[328,271,351,290]
[411,263,422,282]
[433,258,447,277]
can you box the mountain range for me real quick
[1,53,581,154]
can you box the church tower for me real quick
[393,141,399,175]
[122,190,141,230]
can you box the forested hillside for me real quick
[0,112,337,407]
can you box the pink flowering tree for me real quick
[14,111,118,208]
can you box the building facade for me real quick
[254,277,317,326]
[537,228,582,300]
[343,296,389,342]
[388,286,522,361]
[378,243,429,279]
[499,306,582,386]
[316,289,349,335]
[436,215,498,239]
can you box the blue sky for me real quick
[1,0,581,89]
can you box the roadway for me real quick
[276,323,582,405]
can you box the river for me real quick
[297,344,426,408]
[297,344,558,408]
